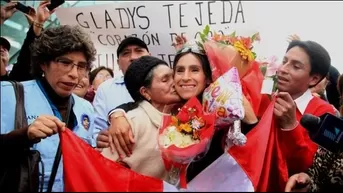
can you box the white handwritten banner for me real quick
[56,1,343,74]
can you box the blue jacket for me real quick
[1,80,95,192]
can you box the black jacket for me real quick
[1,24,37,82]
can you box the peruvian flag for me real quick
[61,100,288,192]
[60,129,177,192]
[188,100,289,192]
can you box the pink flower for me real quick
[265,56,280,77]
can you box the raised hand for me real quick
[287,34,301,43]
[24,6,36,26]
[35,1,55,24]
[172,34,188,51]
[0,2,17,24]
[274,92,298,130]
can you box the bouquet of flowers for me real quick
[197,26,264,117]
[158,97,215,189]
[197,25,261,80]
[195,25,263,147]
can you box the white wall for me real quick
[244,1,343,73]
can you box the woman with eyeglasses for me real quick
[73,66,114,103]
[0,25,96,192]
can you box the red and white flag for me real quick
[61,100,288,192]
[61,129,177,192]
[188,100,289,192]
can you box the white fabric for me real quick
[294,89,313,114]
[187,153,254,192]
[163,181,179,192]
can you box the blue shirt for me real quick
[92,76,133,139]
[1,80,95,192]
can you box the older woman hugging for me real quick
[101,56,181,181]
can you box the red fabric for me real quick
[61,129,164,192]
[258,94,272,118]
[228,100,288,192]
[228,96,336,192]
[279,97,336,175]
[83,89,95,103]
[240,61,264,115]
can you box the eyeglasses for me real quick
[95,74,112,80]
[176,43,206,56]
[55,57,90,77]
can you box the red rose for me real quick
[178,112,190,123]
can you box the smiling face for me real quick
[41,52,88,97]
[92,69,112,90]
[73,74,90,98]
[174,53,208,100]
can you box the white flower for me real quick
[159,126,199,148]
[191,119,201,130]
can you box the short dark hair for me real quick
[89,66,114,84]
[124,56,168,102]
[30,25,97,78]
[287,40,331,84]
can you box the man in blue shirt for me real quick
[93,37,150,140]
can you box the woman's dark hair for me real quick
[287,40,331,87]
[30,25,97,78]
[89,66,114,84]
[338,74,343,96]
[124,55,168,102]
[173,49,212,83]
[337,74,343,115]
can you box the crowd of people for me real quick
[0,1,342,192]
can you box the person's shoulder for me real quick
[72,94,94,111]
[96,76,125,98]
[99,76,124,89]
[310,96,332,106]
[1,80,37,95]
[126,104,148,122]
[123,104,149,136]
[1,79,36,87]
[309,96,336,114]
